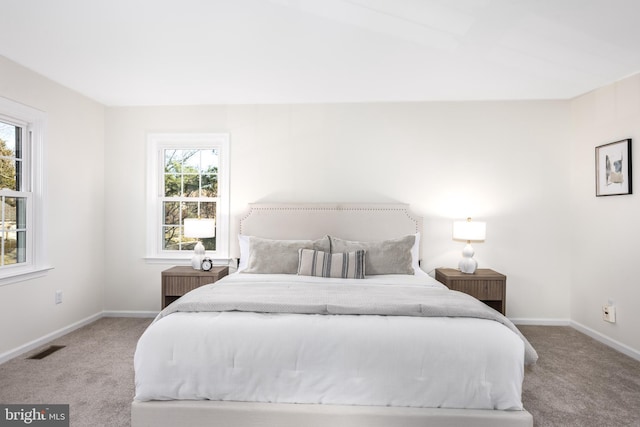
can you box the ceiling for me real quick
[2,0,640,106]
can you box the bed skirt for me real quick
[131,400,533,427]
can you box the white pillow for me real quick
[238,234,250,271]
[412,232,421,273]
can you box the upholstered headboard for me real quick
[238,203,422,256]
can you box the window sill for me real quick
[144,256,232,266]
[0,265,54,287]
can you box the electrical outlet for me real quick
[602,304,616,323]
[55,290,63,305]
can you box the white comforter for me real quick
[134,273,526,410]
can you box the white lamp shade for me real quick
[184,218,216,238]
[453,219,486,241]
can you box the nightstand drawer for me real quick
[447,280,504,300]
[163,276,214,296]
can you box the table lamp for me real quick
[453,217,486,274]
[184,218,215,270]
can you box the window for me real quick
[0,97,48,284]
[146,133,230,262]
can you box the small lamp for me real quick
[184,218,216,270]
[453,217,486,274]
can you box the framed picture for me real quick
[595,139,632,196]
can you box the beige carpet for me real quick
[0,318,639,427]
[0,318,150,427]
[520,325,640,426]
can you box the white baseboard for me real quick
[103,310,158,318]
[570,321,640,362]
[511,318,640,361]
[0,312,103,365]
[510,318,571,326]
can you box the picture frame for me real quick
[595,139,632,196]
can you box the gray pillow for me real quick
[297,249,366,279]
[242,236,331,274]
[329,235,415,275]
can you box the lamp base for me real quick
[191,254,203,270]
[191,241,205,270]
[458,243,478,274]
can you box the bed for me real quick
[132,203,536,427]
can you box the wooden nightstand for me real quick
[161,265,229,309]
[435,268,506,315]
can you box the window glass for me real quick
[0,121,21,191]
[0,121,27,268]
[161,148,219,252]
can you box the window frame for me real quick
[0,97,50,286]
[145,133,230,263]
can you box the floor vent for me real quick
[28,345,66,360]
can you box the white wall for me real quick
[570,73,640,354]
[104,101,572,320]
[0,57,105,357]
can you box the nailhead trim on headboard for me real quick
[239,203,422,237]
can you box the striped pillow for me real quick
[297,249,366,279]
